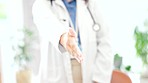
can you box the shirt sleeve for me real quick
[32,0,68,53]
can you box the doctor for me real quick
[32,0,113,83]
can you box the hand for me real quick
[60,28,83,63]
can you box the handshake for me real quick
[60,28,83,63]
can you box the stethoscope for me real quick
[87,7,101,32]
[50,0,101,32]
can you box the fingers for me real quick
[72,47,83,63]
[68,46,83,63]
[67,41,83,63]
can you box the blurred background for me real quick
[0,0,148,83]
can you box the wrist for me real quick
[60,32,68,48]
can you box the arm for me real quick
[32,0,83,62]
[32,0,68,53]
[88,0,113,83]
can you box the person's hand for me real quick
[60,28,83,63]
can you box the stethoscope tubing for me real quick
[50,0,101,32]
[87,7,101,32]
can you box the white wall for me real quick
[0,0,24,83]
[100,0,148,73]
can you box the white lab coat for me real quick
[32,0,113,83]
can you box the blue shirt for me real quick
[63,0,76,29]
[63,0,82,50]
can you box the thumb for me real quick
[68,28,77,37]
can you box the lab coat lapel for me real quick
[54,0,66,8]
[77,0,88,53]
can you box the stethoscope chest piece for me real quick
[93,24,100,32]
